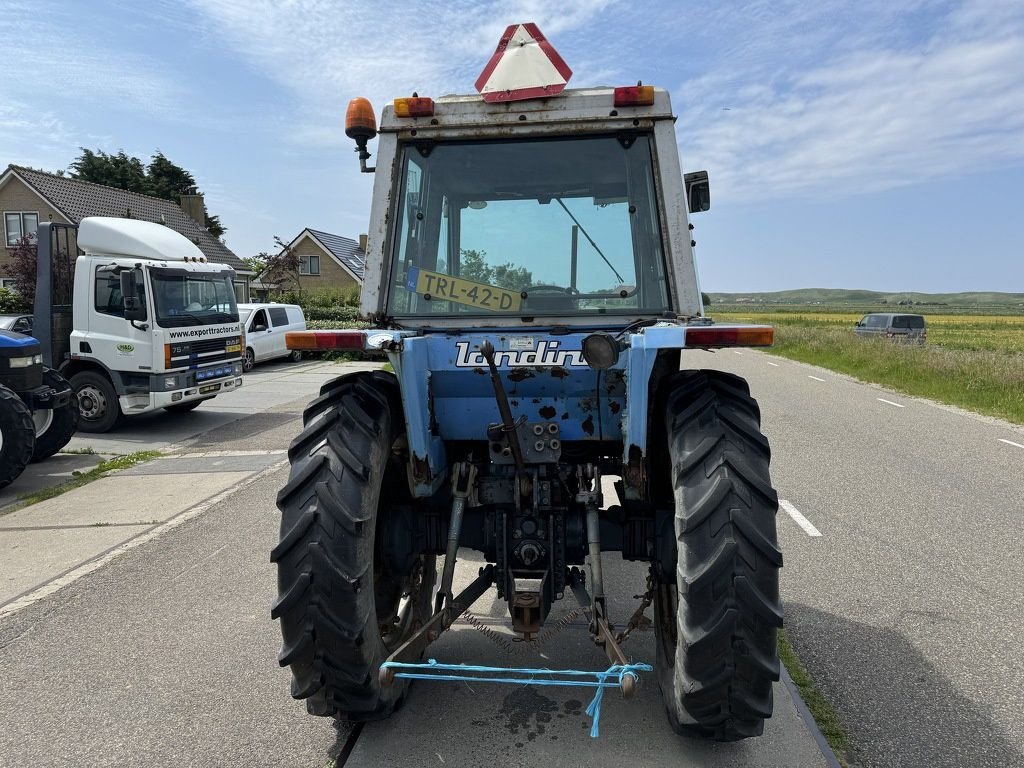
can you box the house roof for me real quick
[304,228,365,280]
[2,165,250,274]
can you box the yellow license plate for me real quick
[225,343,241,353]
[407,268,521,312]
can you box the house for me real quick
[0,164,252,300]
[257,227,364,299]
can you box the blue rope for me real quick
[380,659,653,737]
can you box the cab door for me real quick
[267,306,290,358]
[247,308,272,362]
[87,264,153,376]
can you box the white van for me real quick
[238,303,306,370]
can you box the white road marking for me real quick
[732,350,743,355]
[808,375,826,382]
[998,438,1024,450]
[877,398,905,408]
[767,361,780,367]
[174,450,287,458]
[780,500,822,537]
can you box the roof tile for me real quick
[7,165,249,273]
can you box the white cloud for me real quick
[675,2,1024,200]
[0,101,76,170]
[0,1,187,121]
[181,0,620,146]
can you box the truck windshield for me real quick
[150,268,239,327]
[386,135,670,319]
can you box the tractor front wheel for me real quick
[0,384,35,488]
[655,369,783,741]
[31,369,79,461]
[273,370,435,720]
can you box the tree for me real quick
[256,236,303,297]
[69,149,227,238]
[458,249,532,291]
[7,235,38,307]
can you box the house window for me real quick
[5,212,39,246]
[299,254,320,275]
[233,280,248,303]
[1,278,19,291]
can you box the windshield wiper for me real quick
[163,311,204,326]
[554,198,625,284]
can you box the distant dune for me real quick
[708,289,1024,305]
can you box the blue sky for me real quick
[2,0,1022,293]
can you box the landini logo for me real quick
[454,341,585,368]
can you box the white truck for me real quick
[35,217,244,432]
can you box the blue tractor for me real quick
[273,26,782,741]
[0,329,78,488]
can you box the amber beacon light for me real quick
[345,97,377,173]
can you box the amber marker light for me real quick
[613,85,655,107]
[394,96,435,118]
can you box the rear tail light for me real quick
[685,326,774,348]
[613,85,655,107]
[286,330,366,351]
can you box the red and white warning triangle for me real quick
[475,23,573,103]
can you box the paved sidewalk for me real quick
[0,451,285,613]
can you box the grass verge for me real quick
[10,451,162,509]
[765,326,1024,424]
[779,629,849,765]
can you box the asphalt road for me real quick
[3,348,1021,766]
[0,358,828,768]
[689,348,1024,768]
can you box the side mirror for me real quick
[684,170,711,213]
[120,269,145,321]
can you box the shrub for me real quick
[0,287,31,313]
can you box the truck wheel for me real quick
[163,397,211,413]
[31,369,79,461]
[273,370,436,720]
[0,384,36,489]
[655,369,783,741]
[71,371,123,433]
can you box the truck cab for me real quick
[37,217,244,432]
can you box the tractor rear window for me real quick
[386,135,670,319]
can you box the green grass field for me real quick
[712,306,1024,424]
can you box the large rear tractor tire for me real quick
[654,369,783,741]
[0,384,36,488]
[273,370,436,720]
[31,369,79,462]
